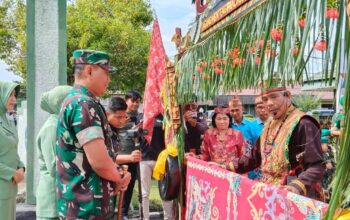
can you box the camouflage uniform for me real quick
[56,50,117,220]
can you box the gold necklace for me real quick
[217,129,228,142]
[263,106,295,156]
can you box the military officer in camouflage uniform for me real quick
[56,49,131,219]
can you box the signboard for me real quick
[200,0,267,38]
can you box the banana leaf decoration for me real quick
[176,0,347,104]
[173,0,350,218]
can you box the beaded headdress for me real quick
[214,107,230,114]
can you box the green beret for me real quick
[72,49,117,73]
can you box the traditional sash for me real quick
[259,107,305,185]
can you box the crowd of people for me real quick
[0,48,345,220]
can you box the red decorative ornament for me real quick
[202,73,211,80]
[271,28,283,42]
[256,39,264,49]
[265,49,277,57]
[214,107,231,114]
[255,56,261,64]
[326,8,339,19]
[298,19,305,28]
[247,46,256,54]
[233,58,245,66]
[214,57,223,64]
[229,48,240,58]
[200,61,207,68]
[211,58,223,67]
[195,0,208,14]
[314,40,327,52]
[214,67,224,74]
[195,66,202,72]
[293,47,299,56]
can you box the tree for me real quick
[292,94,321,113]
[0,0,26,77]
[0,0,153,92]
[67,0,153,92]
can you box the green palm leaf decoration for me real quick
[174,0,350,218]
[176,0,347,105]
[324,4,350,216]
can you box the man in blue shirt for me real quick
[229,96,256,147]
[251,96,270,142]
[229,96,261,180]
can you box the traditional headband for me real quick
[259,77,286,95]
[214,107,231,114]
[260,87,286,96]
[228,99,242,107]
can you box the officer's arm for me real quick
[84,138,121,183]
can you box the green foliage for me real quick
[174,0,350,218]
[67,0,153,92]
[0,0,26,76]
[131,181,163,211]
[292,94,321,112]
[0,0,153,92]
[324,17,350,218]
[176,0,348,105]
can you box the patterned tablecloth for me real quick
[185,157,328,220]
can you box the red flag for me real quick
[142,20,167,143]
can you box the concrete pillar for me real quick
[26,0,67,204]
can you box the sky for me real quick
[0,60,22,82]
[149,0,196,57]
[0,0,195,82]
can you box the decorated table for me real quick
[186,157,328,220]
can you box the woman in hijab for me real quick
[0,80,25,220]
[36,85,72,220]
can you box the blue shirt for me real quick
[232,118,262,180]
[251,117,265,143]
[231,118,255,146]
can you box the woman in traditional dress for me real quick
[188,107,244,169]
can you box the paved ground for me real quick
[16,203,164,220]
[16,204,35,220]
[16,179,164,219]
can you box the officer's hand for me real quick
[119,172,131,192]
[12,168,25,184]
[130,150,141,163]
